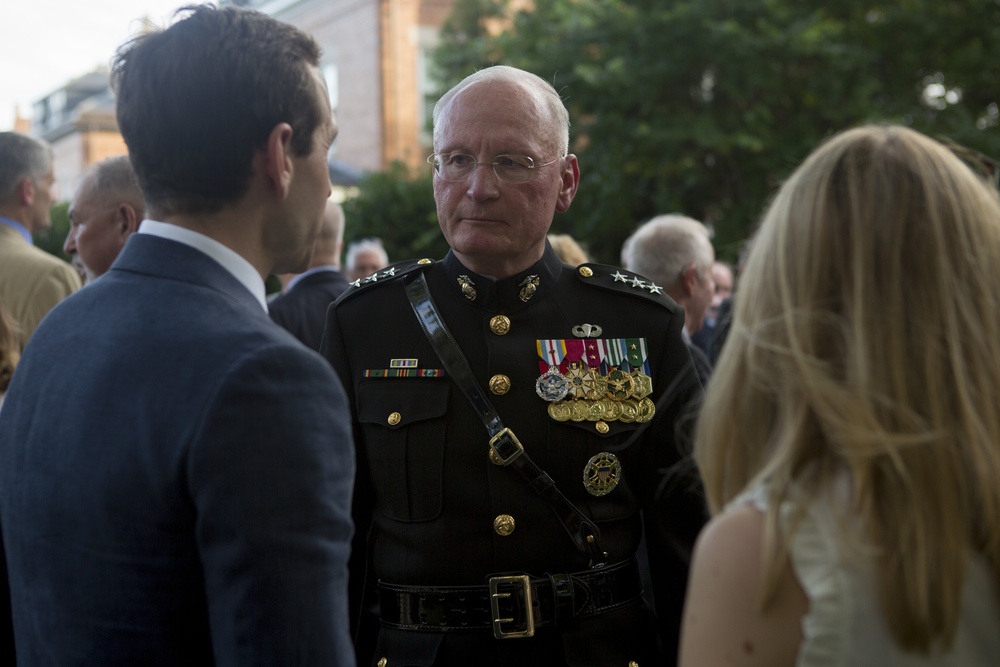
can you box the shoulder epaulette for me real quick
[335,258,436,304]
[574,262,681,310]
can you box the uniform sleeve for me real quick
[188,342,356,667]
[637,308,710,663]
[321,300,377,647]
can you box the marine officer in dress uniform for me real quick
[322,65,707,666]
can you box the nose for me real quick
[465,162,501,201]
[63,226,77,254]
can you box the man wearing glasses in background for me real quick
[323,65,706,666]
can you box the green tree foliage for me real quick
[341,161,446,264]
[432,0,1000,264]
[33,201,71,261]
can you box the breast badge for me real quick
[583,452,622,496]
[535,337,655,431]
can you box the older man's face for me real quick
[432,80,578,279]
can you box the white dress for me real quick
[736,484,1000,667]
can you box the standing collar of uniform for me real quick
[138,219,267,312]
[0,216,32,244]
[287,265,340,291]
[439,243,564,310]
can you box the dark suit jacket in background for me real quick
[0,234,356,666]
[269,268,349,351]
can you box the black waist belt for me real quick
[378,558,642,639]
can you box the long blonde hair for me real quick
[696,124,1000,652]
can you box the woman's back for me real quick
[748,483,1000,666]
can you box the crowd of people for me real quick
[1,4,999,667]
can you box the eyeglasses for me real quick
[427,153,563,184]
[938,136,1000,190]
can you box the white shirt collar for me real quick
[138,219,267,312]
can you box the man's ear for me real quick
[263,122,295,200]
[18,176,36,206]
[117,203,141,238]
[555,155,580,213]
[680,264,699,297]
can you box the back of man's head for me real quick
[88,156,145,215]
[0,132,52,207]
[310,201,344,269]
[625,214,714,293]
[111,5,323,218]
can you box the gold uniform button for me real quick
[578,266,594,278]
[490,315,511,335]
[595,420,609,434]
[493,514,516,536]
[378,658,388,667]
[628,662,638,667]
[417,258,432,265]
[489,374,511,395]
[387,411,401,426]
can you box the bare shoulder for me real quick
[679,503,807,667]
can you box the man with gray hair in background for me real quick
[0,131,81,347]
[624,214,716,384]
[64,155,145,284]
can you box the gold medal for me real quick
[629,370,653,399]
[547,401,572,422]
[619,399,639,423]
[600,398,623,422]
[586,401,604,421]
[583,452,622,496]
[570,400,590,422]
[635,397,656,423]
[605,369,634,401]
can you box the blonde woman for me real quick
[680,125,1000,666]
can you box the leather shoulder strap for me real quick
[404,271,607,567]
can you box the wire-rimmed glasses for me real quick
[427,153,563,184]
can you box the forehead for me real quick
[354,249,383,263]
[436,80,552,154]
[69,173,100,209]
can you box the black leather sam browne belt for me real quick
[379,558,643,638]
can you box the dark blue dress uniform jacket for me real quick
[323,245,708,666]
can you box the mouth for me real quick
[459,216,504,225]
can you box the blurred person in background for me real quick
[270,199,349,350]
[64,155,145,284]
[0,131,81,348]
[345,237,388,283]
[624,214,716,385]
[547,232,590,265]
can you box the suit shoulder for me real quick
[334,257,436,306]
[572,262,682,314]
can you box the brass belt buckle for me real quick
[488,428,524,466]
[488,574,535,639]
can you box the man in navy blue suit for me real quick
[270,200,350,351]
[0,6,355,665]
